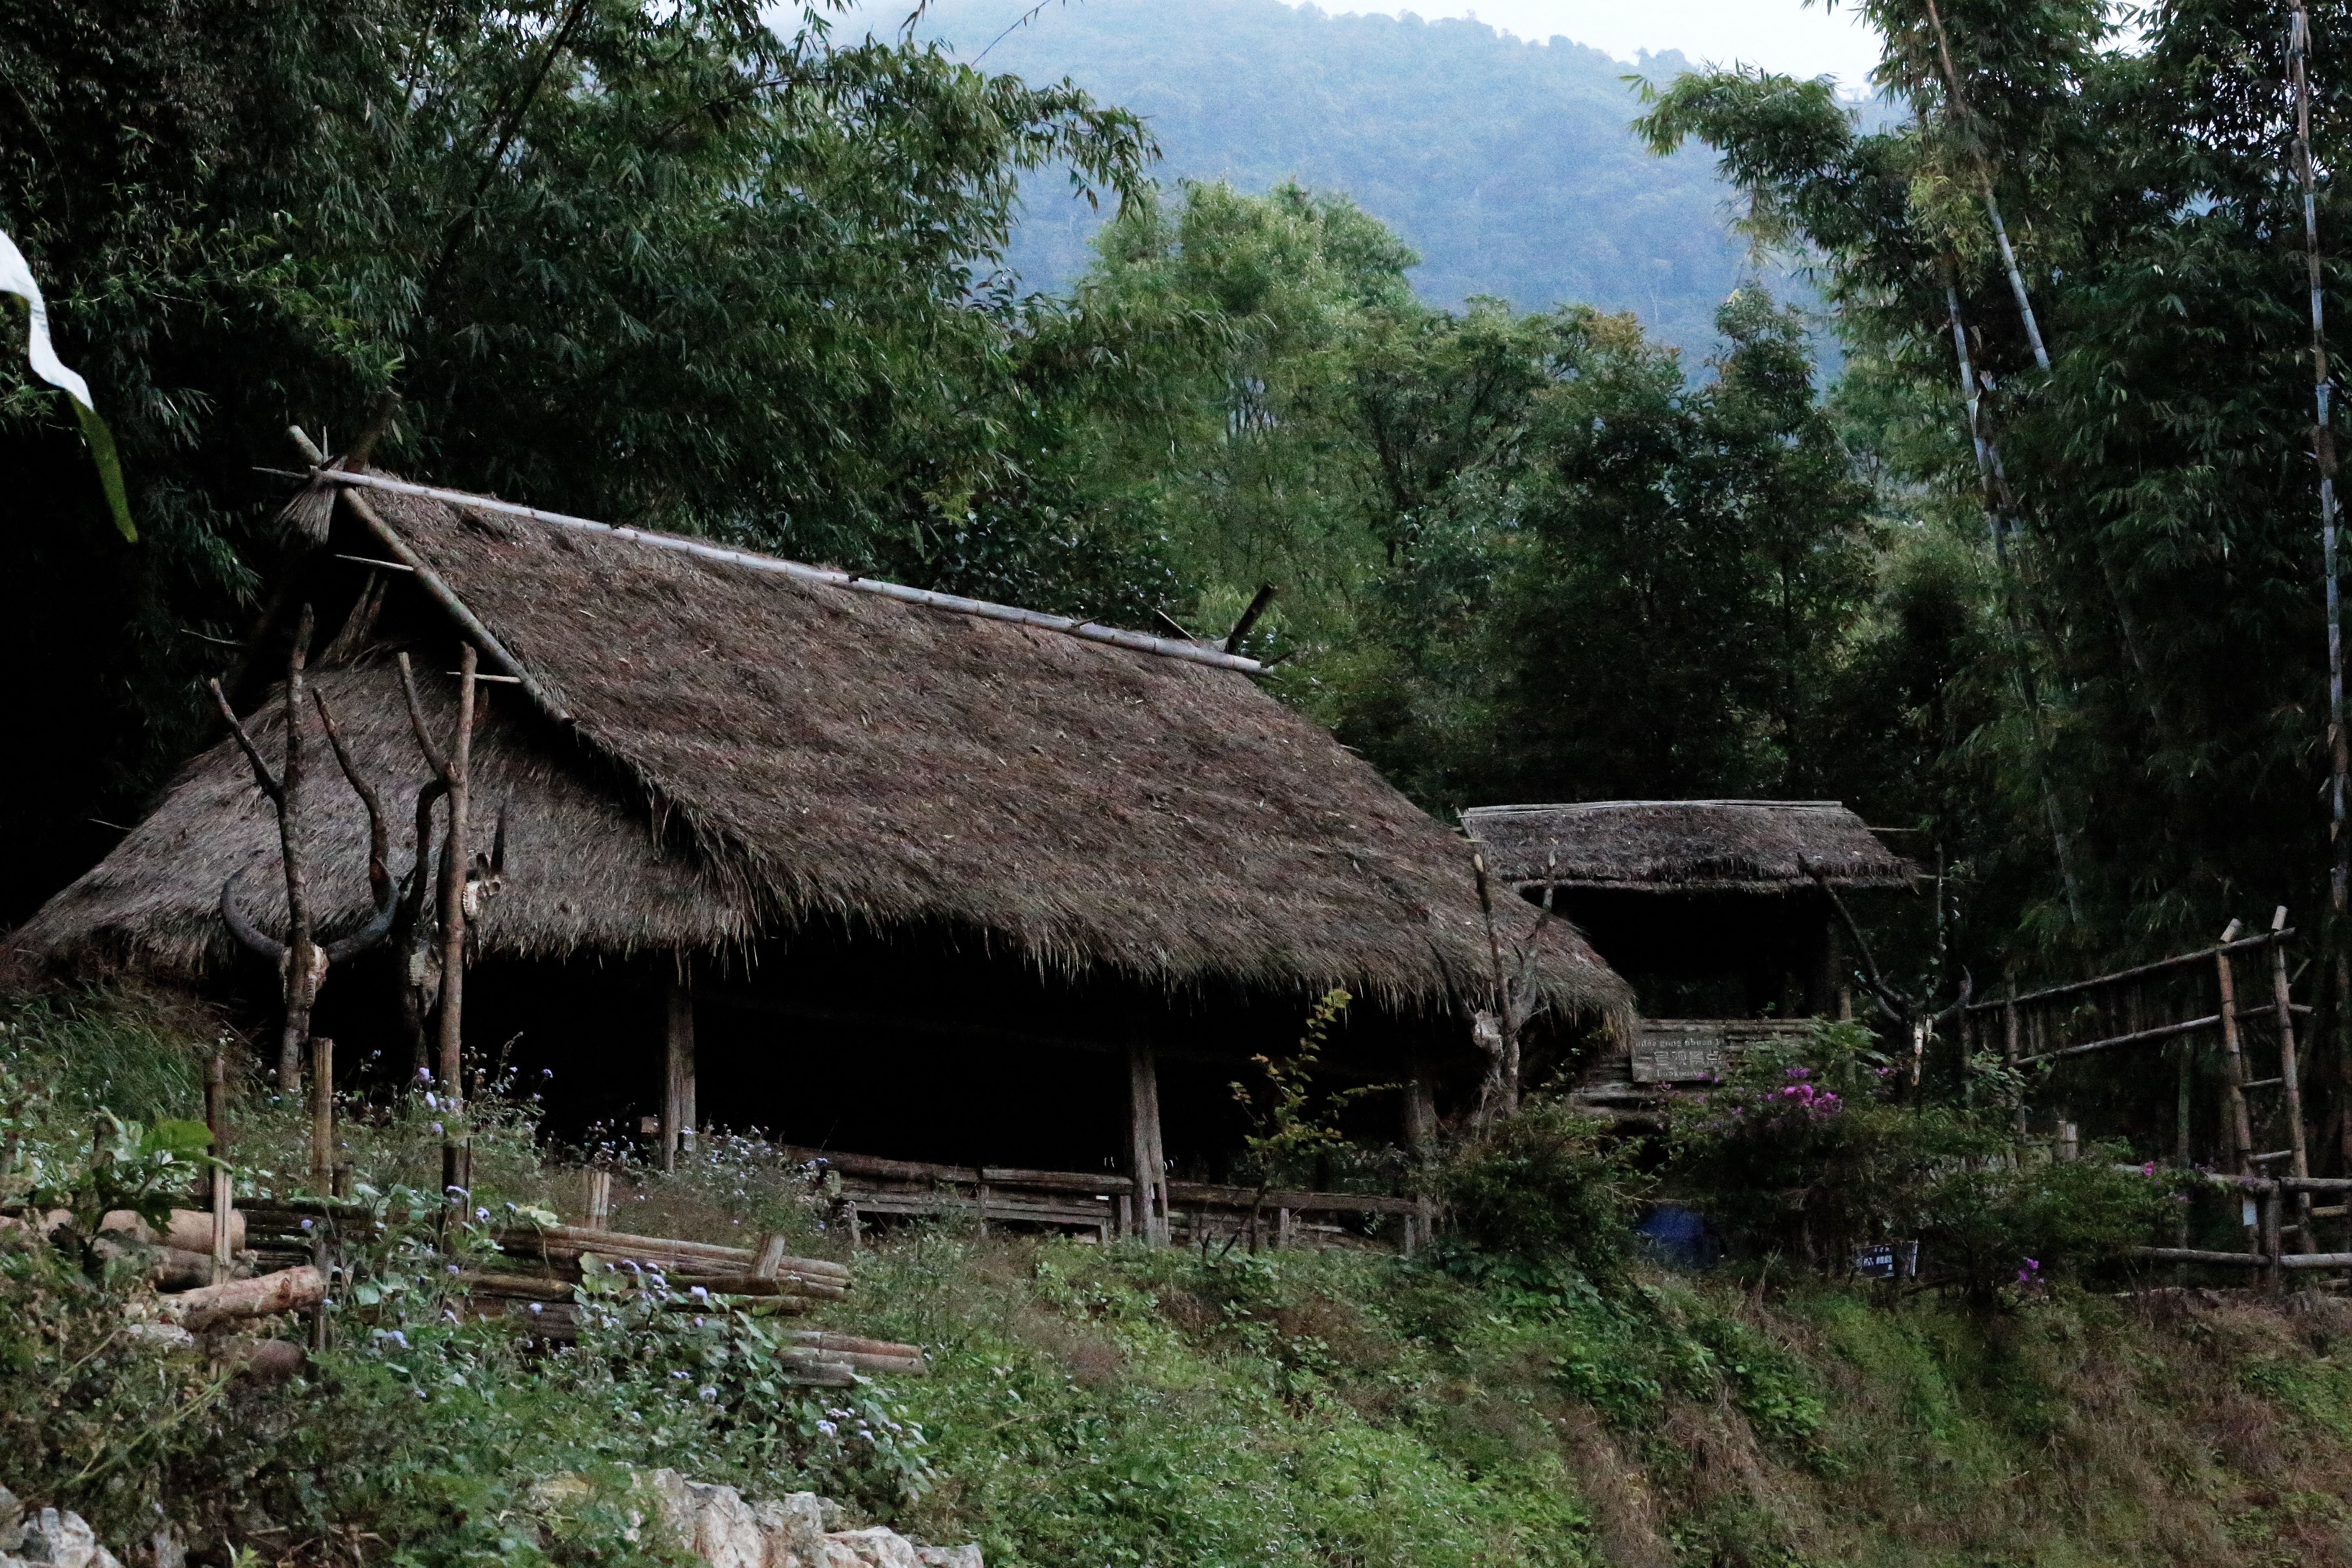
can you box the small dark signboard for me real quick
[1855,1241,1920,1280]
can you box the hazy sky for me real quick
[1306,0,1886,87]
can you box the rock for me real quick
[148,1526,185,1568]
[526,1468,979,1568]
[120,1324,196,1352]
[823,1528,921,1568]
[20,1508,96,1568]
[682,1482,763,1568]
[0,1486,22,1552]
[216,1338,306,1384]
[750,1496,826,1568]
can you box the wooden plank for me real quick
[978,1165,1136,1194]
[1164,1181,1420,1216]
[781,1145,974,1185]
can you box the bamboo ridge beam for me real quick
[313,469,1266,675]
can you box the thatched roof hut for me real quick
[23,474,1621,1018]
[1461,800,1916,895]
[16,468,1625,1200]
[1462,801,1914,1051]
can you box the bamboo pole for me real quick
[2271,915,2316,1252]
[2218,929,2256,1174]
[1921,0,2051,371]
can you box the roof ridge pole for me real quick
[308,468,1263,675]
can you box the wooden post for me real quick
[1403,1058,1437,1254]
[1127,1040,1169,1246]
[2218,936,2256,1174]
[2271,915,2315,1253]
[2261,1182,2284,1292]
[662,978,696,1173]
[585,1169,613,1230]
[205,1052,230,1209]
[209,1146,235,1287]
[310,1036,334,1189]
[1276,1207,1294,1251]
[332,1162,354,1199]
[2003,998,2023,1138]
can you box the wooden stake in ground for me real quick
[211,606,394,1101]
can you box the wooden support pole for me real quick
[585,1169,613,1230]
[662,978,696,1173]
[2218,937,2256,1174]
[1127,1040,1169,1245]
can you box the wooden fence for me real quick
[1954,911,2339,1276]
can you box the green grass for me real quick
[11,987,2352,1568]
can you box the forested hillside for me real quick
[894,0,1787,347]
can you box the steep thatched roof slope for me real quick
[1462,800,1916,893]
[19,478,1625,1019]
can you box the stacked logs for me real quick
[6,1200,924,1387]
[457,1223,919,1383]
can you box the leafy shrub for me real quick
[1668,1020,2178,1295]
[1431,1097,1644,1280]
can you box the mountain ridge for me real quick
[893,0,1796,347]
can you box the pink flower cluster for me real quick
[1701,1065,1844,1134]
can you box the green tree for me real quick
[1636,2,2352,971]
[0,0,1151,913]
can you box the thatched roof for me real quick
[1461,800,1916,894]
[17,474,1626,1021]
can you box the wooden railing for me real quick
[779,1146,1430,1252]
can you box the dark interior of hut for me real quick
[1541,887,1847,1020]
[297,919,1487,1184]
